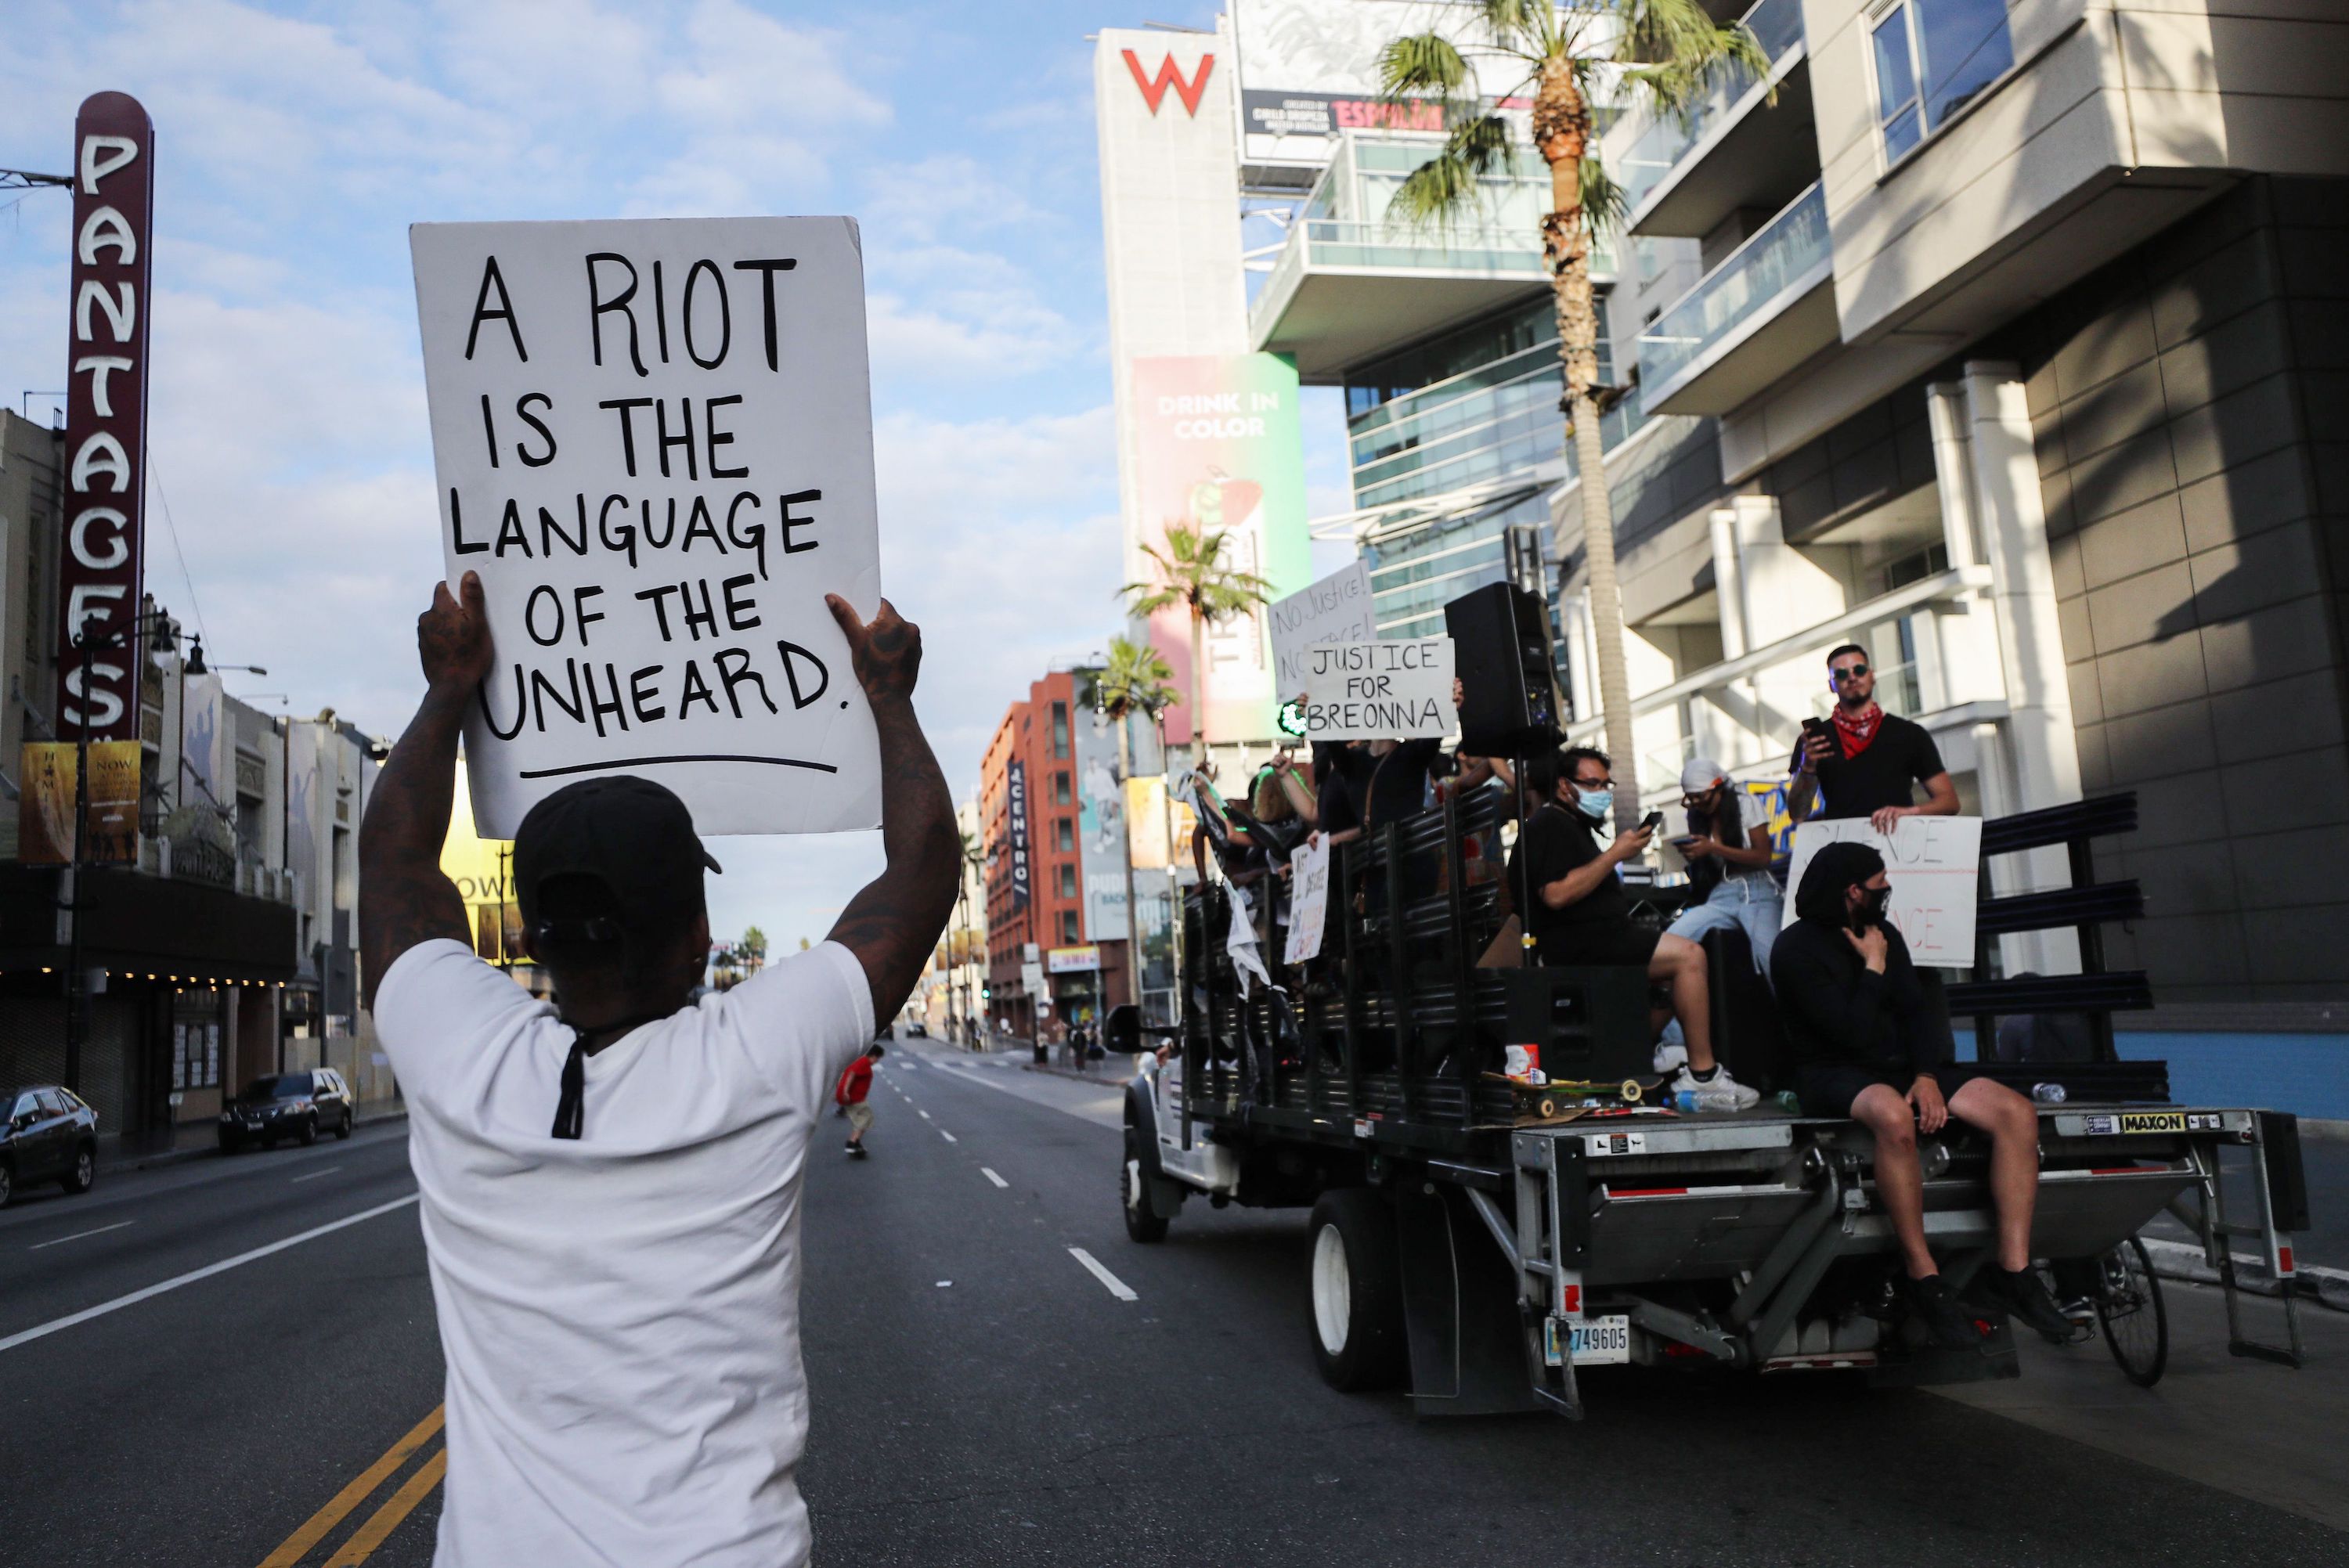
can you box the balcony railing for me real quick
[1253,218,1617,341]
[1635,180,1829,402]
[1609,0,1806,218]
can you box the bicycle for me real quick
[2044,1235,2168,1387]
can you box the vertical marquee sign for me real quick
[58,92,154,741]
[1004,759,1031,914]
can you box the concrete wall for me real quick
[2017,177,2349,1007]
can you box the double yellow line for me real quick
[257,1404,447,1568]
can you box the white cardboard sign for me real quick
[1268,561,1379,701]
[1301,637,1454,741]
[410,218,882,838]
[1283,834,1332,965]
[1781,816,1983,968]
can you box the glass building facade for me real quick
[1347,297,1646,644]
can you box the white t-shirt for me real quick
[375,938,874,1568]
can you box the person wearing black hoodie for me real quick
[1770,842,2071,1349]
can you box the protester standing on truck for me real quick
[1771,842,2073,1350]
[1665,758,1784,973]
[1508,748,1759,1110]
[360,572,958,1568]
[1787,643,1960,831]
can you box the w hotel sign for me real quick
[59,92,154,741]
[1123,49,1215,117]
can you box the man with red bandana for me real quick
[1787,643,1960,831]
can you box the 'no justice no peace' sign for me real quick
[411,218,884,838]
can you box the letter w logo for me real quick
[1123,49,1215,117]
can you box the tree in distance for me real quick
[1120,522,1274,766]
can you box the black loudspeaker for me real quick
[1445,581,1564,756]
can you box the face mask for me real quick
[1855,886,1891,928]
[1572,787,1613,823]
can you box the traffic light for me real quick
[981,982,992,1002]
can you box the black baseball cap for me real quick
[513,776,722,940]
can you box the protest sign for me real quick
[410,218,882,838]
[1268,562,1378,701]
[1301,637,1454,741]
[1781,816,1983,968]
[1283,834,1331,964]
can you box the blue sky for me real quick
[0,0,1352,951]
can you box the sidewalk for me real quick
[99,1100,409,1175]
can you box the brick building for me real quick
[979,671,1133,1040]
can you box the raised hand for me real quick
[419,571,493,692]
[826,594,922,704]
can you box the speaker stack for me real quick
[1444,581,1564,758]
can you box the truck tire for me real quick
[1308,1188,1406,1392]
[1123,1128,1169,1243]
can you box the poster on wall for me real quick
[410,217,883,838]
[1073,708,1131,940]
[18,740,141,865]
[1128,354,1310,748]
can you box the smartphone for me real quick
[1801,716,1832,741]
[1639,809,1664,833]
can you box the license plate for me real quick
[1544,1314,1631,1366]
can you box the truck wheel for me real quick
[1308,1188,1406,1392]
[1122,1128,1169,1243]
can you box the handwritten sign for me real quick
[1268,562,1378,701]
[1284,834,1331,964]
[1302,637,1454,741]
[1781,816,1983,968]
[410,218,882,838]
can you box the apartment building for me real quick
[1568,0,2349,1050]
[980,672,1136,1040]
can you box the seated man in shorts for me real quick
[1506,748,1756,1110]
[1771,842,2072,1347]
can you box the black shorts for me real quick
[1795,1063,1973,1119]
[1538,922,1662,969]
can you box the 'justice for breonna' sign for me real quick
[411,218,882,838]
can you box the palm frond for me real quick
[1615,0,1773,121]
[1579,153,1627,237]
[1377,31,1467,96]
[1385,113,1514,230]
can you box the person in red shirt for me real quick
[835,1043,883,1156]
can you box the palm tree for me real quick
[956,826,987,1044]
[1119,521,1275,766]
[739,925,768,976]
[1379,0,1766,826]
[1084,637,1178,1002]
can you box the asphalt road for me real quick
[4,1045,2344,1567]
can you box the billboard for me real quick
[1073,706,1131,941]
[1131,353,1310,748]
[1232,0,1467,179]
[18,741,140,865]
[58,92,155,741]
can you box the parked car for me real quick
[904,1020,929,1038]
[1,1085,98,1206]
[218,1069,354,1152]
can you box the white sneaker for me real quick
[1653,1040,1688,1073]
[1670,1063,1760,1112]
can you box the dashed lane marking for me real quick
[27,1220,134,1250]
[980,1167,1008,1188]
[0,1194,420,1355]
[939,1130,957,1143]
[290,1166,342,1184]
[1069,1247,1138,1302]
[917,1109,932,1119]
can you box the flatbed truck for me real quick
[1119,787,2311,1415]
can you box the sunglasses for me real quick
[1830,664,1871,683]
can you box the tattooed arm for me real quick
[359,571,493,1011]
[824,596,960,1025]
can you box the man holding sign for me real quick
[370,207,960,1568]
[361,573,954,1567]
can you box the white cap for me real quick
[1680,758,1729,793]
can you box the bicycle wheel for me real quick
[2096,1236,2167,1388]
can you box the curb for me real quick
[112,1106,410,1175]
[2142,1235,2349,1313]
